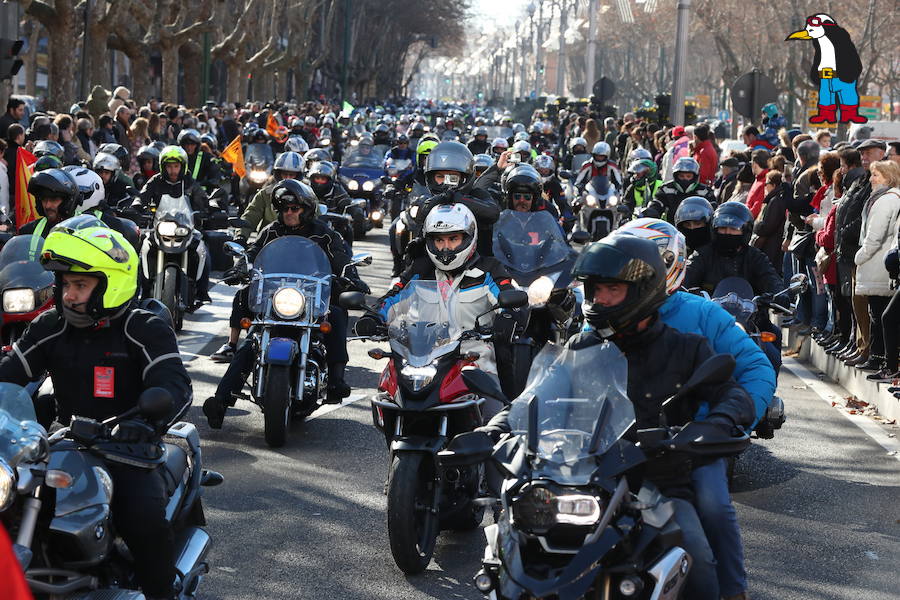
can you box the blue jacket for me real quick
[660,291,776,428]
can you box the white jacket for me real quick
[854,187,900,296]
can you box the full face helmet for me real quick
[423,203,478,272]
[617,218,687,294]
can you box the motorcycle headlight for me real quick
[409,205,419,219]
[348,180,359,191]
[0,460,16,512]
[249,169,268,184]
[585,195,598,207]
[513,485,602,533]
[371,209,382,221]
[3,289,34,313]
[174,226,190,236]
[527,276,555,306]
[156,221,177,237]
[320,139,331,146]
[272,287,306,319]
[399,364,436,391]
[362,180,375,191]
[608,195,619,206]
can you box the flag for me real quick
[14,147,38,227]
[265,111,280,138]
[341,101,354,117]
[220,135,246,178]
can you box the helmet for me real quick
[604,117,616,129]
[40,222,138,321]
[200,133,218,151]
[618,218,687,294]
[423,203,478,272]
[672,156,700,193]
[761,102,779,119]
[491,137,509,156]
[569,137,588,153]
[308,160,337,197]
[628,158,658,183]
[177,128,201,147]
[514,131,530,143]
[285,135,310,154]
[473,153,493,175]
[474,126,488,138]
[273,151,304,175]
[33,140,64,159]
[396,133,409,145]
[628,147,653,162]
[358,132,375,146]
[408,122,425,135]
[711,201,753,255]
[304,115,317,126]
[796,140,821,165]
[243,122,260,138]
[591,142,611,157]
[512,123,526,134]
[158,145,188,176]
[373,123,391,139]
[674,196,714,250]
[424,141,474,193]
[573,233,668,337]
[136,145,161,166]
[251,129,269,144]
[28,168,81,219]
[416,137,439,170]
[97,143,129,170]
[271,179,318,225]
[64,166,105,213]
[502,164,542,210]
[303,148,331,168]
[34,154,63,172]
[529,122,542,134]
[511,140,532,164]
[534,154,555,174]
[92,152,120,174]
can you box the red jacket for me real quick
[747,169,769,219]
[815,201,839,285]
[692,139,719,187]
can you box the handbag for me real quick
[814,245,832,273]
[788,229,816,259]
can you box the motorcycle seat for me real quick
[162,443,189,496]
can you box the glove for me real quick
[111,418,157,443]
[351,278,371,295]
[405,236,425,260]
[223,260,248,285]
[354,314,383,337]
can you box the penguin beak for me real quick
[786,29,812,40]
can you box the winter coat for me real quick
[692,138,719,187]
[752,183,788,270]
[815,200,839,285]
[835,168,871,263]
[746,169,769,219]
[854,187,900,297]
[683,244,782,296]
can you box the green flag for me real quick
[341,101,354,116]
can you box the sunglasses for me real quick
[282,205,304,213]
[511,192,532,200]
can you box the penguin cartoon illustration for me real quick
[786,13,866,125]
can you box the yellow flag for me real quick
[221,135,246,178]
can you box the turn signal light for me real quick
[759,331,777,343]
[462,351,481,361]
[45,470,73,489]
[368,348,387,360]
[319,321,332,334]
[240,318,252,330]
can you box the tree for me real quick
[19,0,77,111]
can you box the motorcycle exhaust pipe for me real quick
[174,526,210,596]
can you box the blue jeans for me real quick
[671,497,720,600]
[691,459,746,597]
[818,76,859,106]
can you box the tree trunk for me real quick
[23,25,40,97]
[129,51,152,104]
[225,59,243,104]
[45,18,77,111]
[181,44,201,107]
[86,21,110,91]
[160,43,179,104]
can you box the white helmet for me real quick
[617,218,687,294]
[285,135,309,154]
[569,136,588,152]
[591,141,611,157]
[65,166,105,213]
[423,204,478,272]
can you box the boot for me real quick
[202,396,226,429]
[809,104,837,124]
[325,362,352,404]
[839,104,868,124]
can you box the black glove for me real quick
[405,236,425,260]
[223,260,248,285]
[885,248,899,279]
[351,278,371,295]
[111,418,157,443]
[354,314,383,337]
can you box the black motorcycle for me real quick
[0,235,54,346]
[440,343,749,600]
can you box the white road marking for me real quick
[307,393,368,420]
[782,357,900,461]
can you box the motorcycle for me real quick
[439,343,749,600]
[560,171,627,241]
[340,282,527,574]
[240,143,274,209]
[0,383,223,599]
[0,235,54,346]
[492,210,582,399]
[223,238,370,448]
[383,157,414,221]
[139,194,208,332]
[339,145,385,236]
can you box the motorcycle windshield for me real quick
[249,236,332,319]
[492,210,572,274]
[0,382,44,469]
[245,143,274,168]
[385,280,462,367]
[0,235,54,291]
[507,342,635,485]
[343,146,383,169]
[386,158,412,175]
[588,174,612,196]
[570,153,591,172]
[153,194,193,229]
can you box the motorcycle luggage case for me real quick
[204,230,234,271]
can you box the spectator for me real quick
[729,153,756,204]
[92,114,117,146]
[817,167,851,354]
[583,119,601,152]
[113,104,132,148]
[741,125,769,151]
[148,113,162,141]
[854,160,900,377]
[76,117,97,158]
[54,114,90,166]
[715,156,741,203]
[887,142,900,168]
[874,161,900,381]
[746,150,771,218]
[128,117,151,174]
[0,98,25,139]
[0,139,8,224]
[692,123,718,186]
[4,123,24,216]
[752,169,788,272]
[815,130,833,150]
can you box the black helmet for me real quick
[711,201,753,256]
[33,140,64,160]
[200,133,218,151]
[674,195,714,250]
[137,145,161,164]
[252,129,269,144]
[424,141,474,194]
[396,133,409,145]
[573,233,668,337]
[97,143,130,171]
[502,164,542,210]
[271,179,318,225]
[28,168,81,219]
[373,123,391,139]
[303,148,332,174]
[34,154,64,172]
[177,128,201,147]
[308,160,337,197]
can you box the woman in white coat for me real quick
[854,160,900,373]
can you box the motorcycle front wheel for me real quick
[387,452,440,574]
[263,364,291,447]
[161,265,183,331]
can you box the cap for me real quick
[856,138,887,152]
[720,157,740,169]
[672,126,685,137]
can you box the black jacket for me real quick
[641,180,716,223]
[0,307,191,425]
[138,173,209,216]
[683,244,782,296]
[752,183,789,269]
[483,320,754,498]
[467,139,491,156]
[715,172,738,204]
[835,168,870,263]
[185,151,221,189]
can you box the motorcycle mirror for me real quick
[351,252,373,267]
[568,230,591,245]
[223,241,246,258]
[461,369,508,403]
[497,289,527,309]
[338,291,368,310]
[228,217,250,229]
[138,387,173,420]
[559,170,573,180]
[438,431,494,467]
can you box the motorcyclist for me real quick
[574,141,623,194]
[308,160,355,248]
[472,153,494,179]
[642,157,716,223]
[618,218,775,599]
[97,143,136,188]
[65,166,141,251]
[132,145,161,191]
[372,123,392,147]
[561,136,588,171]
[237,150,305,243]
[508,140,534,165]
[299,115,319,147]
[93,151,137,210]
[18,167,83,255]
[622,158,663,216]
[675,195,715,253]
[178,128,221,192]
[480,232,755,600]
[384,134,416,188]
[467,126,491,155]
[203,180,367,426]
[0,223,192,600]
[502,163,560,220]
[490,137,509,160]
[533,154,573,223]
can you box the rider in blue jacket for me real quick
[617,218,775,600]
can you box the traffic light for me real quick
[0,39,23,81]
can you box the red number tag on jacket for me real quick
[94,367,115,398]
